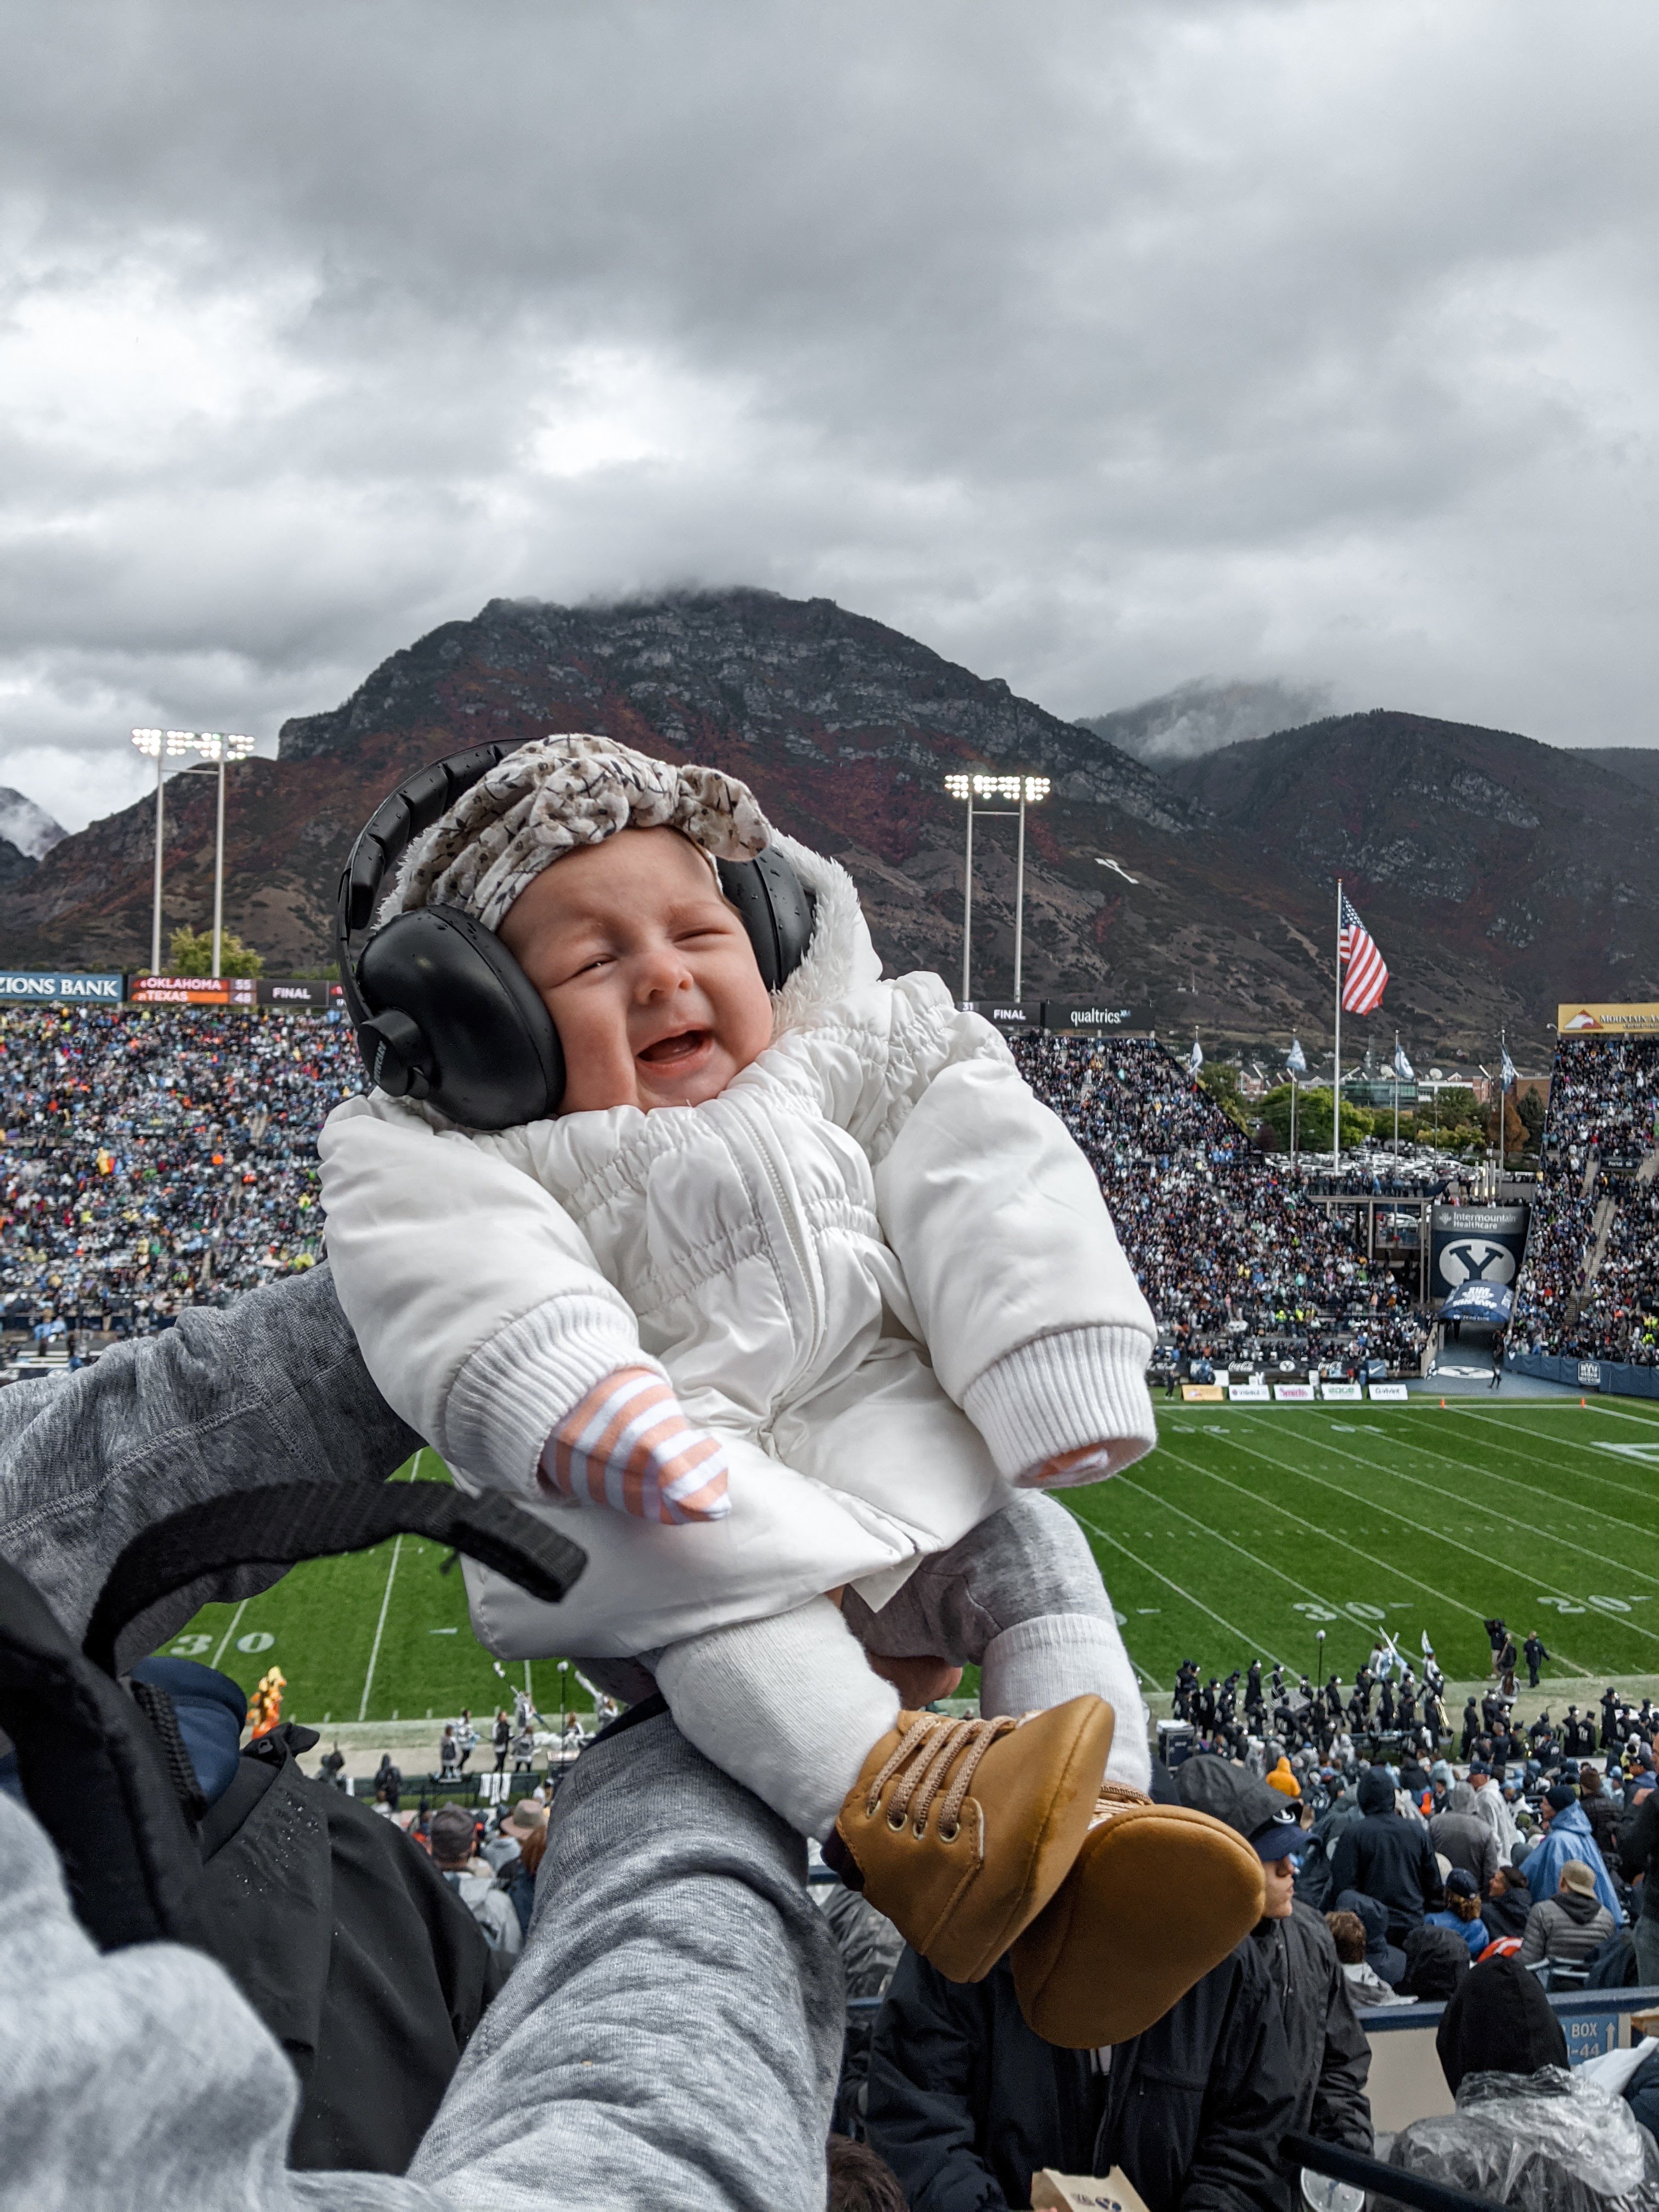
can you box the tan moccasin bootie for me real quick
[1009,1782,1266,2047]
[833,1697,1114,1984]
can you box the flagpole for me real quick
[1333,879,1343,1173]
[1393,1028,1400,1157]
[1498,1025,1505,1187]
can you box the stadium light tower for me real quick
[184,732,255,975]
[943,772,1050,1003]
[131,728,194,975]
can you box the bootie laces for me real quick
[865,1712,1020,1842]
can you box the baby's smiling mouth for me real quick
[637,1028,712,1067]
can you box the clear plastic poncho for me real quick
[1390,2067,1659,2212]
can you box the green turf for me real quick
[161,1448,588,1729]
[159,1401,1659,1720]
[1070,1397,1659,1692]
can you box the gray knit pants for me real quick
[647,1491,1149,1837]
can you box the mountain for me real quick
[0,592,1655,1062]
[0,789,65,861]
[1076,679,1331,768]
[1575,748,1659,801]
[1160,710,1659,1055]
[0,591,1197,997]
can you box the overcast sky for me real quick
[3,0,1657,830]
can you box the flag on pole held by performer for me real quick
[1338,893,1389,1014]
[1286,1037,1307,1078]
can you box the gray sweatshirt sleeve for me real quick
[0,1711,842,2212]
[410,1704,845,2212]
[0,1263,419,1660]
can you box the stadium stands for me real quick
[1511,1038,1659,1368]
[0,1008,1427,1375]
[1011,1034,1426,1374]
[0,1003,362,1333]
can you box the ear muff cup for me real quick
[357,906,565,1130]
[718,849,817,993]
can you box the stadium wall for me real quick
[1506,1346,1659,1398]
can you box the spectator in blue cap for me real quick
[1424,1869,1491,1960]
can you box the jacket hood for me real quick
[1553,1889,1606,1926]
[1448,1781,1475,1815]
[1436,1956,1568,2092]
[1358,1767,1397,1815]
[1549,1801,1593,1840]
[767,832,883,1032]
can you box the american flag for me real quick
[1339,893,1389,1014]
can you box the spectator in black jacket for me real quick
[1616,1773,1659,1984]
[866,1946,1296,2212]
[1327,1768,1442,1940]
[1525,1632,1549,1690]
[1173,1758,1373,2157]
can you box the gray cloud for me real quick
[2,0,1657,828]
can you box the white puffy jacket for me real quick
[318,837,1157,1661]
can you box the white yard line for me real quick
[1452,1407,1659,1510]
[210,1597,248,1672]
[1373,1421,1659,1570]
[1149,1440,1525,1650]
[1066,1505,1284,1667]
[1209,1424,1603,1673]
[357,1448,426,1723]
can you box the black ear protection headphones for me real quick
[335,740,817,1130]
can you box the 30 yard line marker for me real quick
[358,1448,425,1723]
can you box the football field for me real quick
[162,1399,1659,1723]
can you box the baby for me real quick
[320,733,1260,2043]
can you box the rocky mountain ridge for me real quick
[1,589,1656,1061]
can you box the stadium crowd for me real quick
[1012,1034,1426,1375]
[0,1003,361,1333]
[1512,1037,1659,1368]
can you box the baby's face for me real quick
[499,826,775,1114]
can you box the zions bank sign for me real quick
[1430,1203,1530,1302]
[0,971,125,1004]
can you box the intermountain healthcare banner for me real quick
[1559,1003,1659,1034]
[1430,1203,1530,1302]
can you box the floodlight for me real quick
[131,728,163,757]
[944,774,972,800]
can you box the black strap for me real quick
[83,1479,587,1677]
[335,742,518,1026]
[1284,2132,1510,2212]
[0,1551,204,1950]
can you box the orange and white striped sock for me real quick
[540,1368,730,1525]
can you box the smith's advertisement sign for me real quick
[1429,1202,1530,1302]
[1559,1003,1659,1034]
[0,971,125,1003]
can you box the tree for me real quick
[1517,1089,1547,1148]
[167,927,265,978]
[1255,1084,1373,1152]
[1198,1061,1251,1133]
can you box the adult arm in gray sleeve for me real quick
[0,1263,418,1660]
[1,1707,843,2212]
[409,1702,844,2212]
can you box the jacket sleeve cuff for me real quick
[442,1297,662,1488]
[961,1325,1156,1487]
